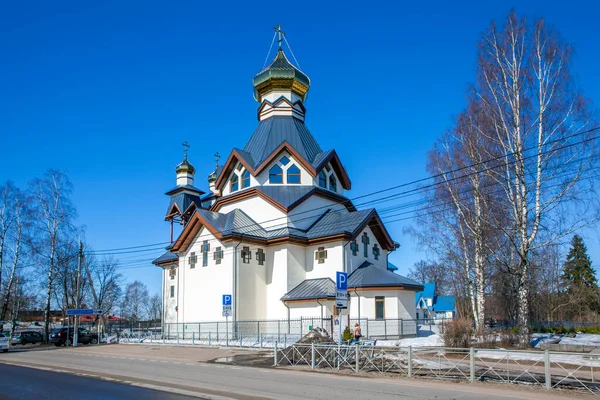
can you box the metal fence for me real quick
[274,343,600,395]
[156,317,427,341]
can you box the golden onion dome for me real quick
[176,155,195,175]
[253,48,310,103]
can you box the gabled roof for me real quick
[244,117,322,169]
[281,278,336,301]
[170,206,396,253]
[433,296,455,312]
[152,251,178,266]
[165,192,203,220]
[165,184,205,196]
[415,283,436,304]
[214,117,351,191]
[348,261,423,291]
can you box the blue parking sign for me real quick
[222,294,232,306]
[336,272,348,291]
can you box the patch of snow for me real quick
[560,333,600,346]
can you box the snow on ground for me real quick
[560,333,600,346]
[375,324,443,348]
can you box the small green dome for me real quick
[253,49,310,102]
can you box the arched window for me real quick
[230,174,239,192]
[241,170,250,188]
[329,175,337,192]
[287,165,301,184]
[318,171,327,188]
[269,165,283,184]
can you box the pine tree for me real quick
[562,235,599,316]
[563,235,596,287]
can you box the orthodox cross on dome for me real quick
[214,152,220,171]
[274,24,285,48]
[182,141,190,159]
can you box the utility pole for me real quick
[83,254,106,340]
[73,241,83,347]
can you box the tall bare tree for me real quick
[1,189,33,321]
[475,12,597,336]
[31,170,77,342]
[90,256,123,316]
[122,281,150,323]
[0,182,18,309]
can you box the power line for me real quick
[87,127,600,257]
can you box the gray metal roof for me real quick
[281,278,336,301]
[256,186,314,208]
[216,186,354,212]
[243,117,323,168]
[189,207,378,243]
[165,184,205,196]
[348,261,423,291]
[311,149,334,169]
[153,251,178,265]
[167,193,203,217]
[305,209,374,239]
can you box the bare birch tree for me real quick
[475,12,597,336]
[31,170,76,342]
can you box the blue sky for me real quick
[1,1,599,296]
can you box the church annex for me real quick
[153,35,423,326]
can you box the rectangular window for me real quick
[350,241,359,256]
[201,240,210,267]
[214,247,223,264]
[256,248,265,266]
[169,267,176,280]
[373,244,380,260]
[315,247,327,264]
[241,246,251,263]
[375,296,385,320]
[170,286,175,298]
[189,252,197,269]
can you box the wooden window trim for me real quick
[350,241,358,256]
[315,247,327,264]
[201,241,210,267]
[169,267,176,279]
[269,165,283,184]
[241,170,250,189]
[287,164,301,184]
[375,296,385,320]
[373,244,380,260]
[329,175,337,192]
[230,174,239,192]
[170,285,175,298]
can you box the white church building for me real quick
[153,39,423,327]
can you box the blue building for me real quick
[415,283,455,321]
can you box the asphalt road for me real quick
[0,364,197,400]
[0,345,590,400]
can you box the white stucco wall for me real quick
[218,196,287,230]
[304,240,344,281]
[345,226,388,273]
[349,290,416,320]
[287,196,347,230]
[287,301,334,319]
[179,227,234,322]
[237,242,267,321]
[265,245,290,319]
[163,266,178,324]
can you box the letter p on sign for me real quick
[222,294,232,306]
[336,272,348,291]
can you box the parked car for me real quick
[11,331,43,345]
[0,333,9,353]
[50,327,98,347]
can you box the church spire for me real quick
[175,141,195,186]
[253,27,310,121]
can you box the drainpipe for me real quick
[316,299,324,321]
[233,240,243,336]
[284,302,291,333]
[354,287,361,322]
